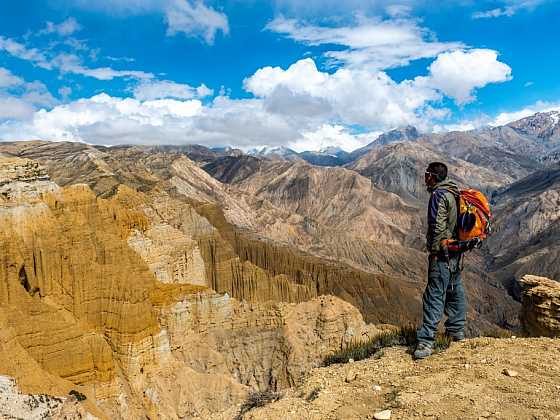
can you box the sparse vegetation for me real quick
[323,325,417,366]
[235,390,282,420]
[323,325,459,366]
[482,329,516,339]
[305,386,321,402]
[432,333,452,353]
[68,389,86,402]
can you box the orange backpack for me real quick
[458,189,492,241]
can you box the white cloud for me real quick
[58,86,73,100]
[419,49,512,104]
[0,36,153,80]
[433,101,560,133]
[0,93,203,142]
[106,56,136,63]
[0,97,36,120]
[0,92,324,148]
[0,69,57,121]
[66,0,229,44]
[0,68,24,88]
[50,52,154,80]
[244,58,441,129]
[473,0,547,18]
[40,17,82,36]
[490,101,560,126]
[266,16,464,69]
[292,124,378,152]
[165,0,229,44]
[0,36,52,69]
[133,79,213,100]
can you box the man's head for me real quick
[425,162,448,188]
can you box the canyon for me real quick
[0,111,559,419]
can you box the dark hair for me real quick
[427,162,448,182]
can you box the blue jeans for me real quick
[417,255,466,346]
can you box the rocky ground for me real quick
[242,338,560,420]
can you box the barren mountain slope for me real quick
[487,164,560,295]
[0,142,519,333]
[420,130,543,180]
[506,110,560,151]
[347,141,512,203]
[206,158,422,245]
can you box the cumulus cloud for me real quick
[0,92,345,149]
[418,49,512,105]
[0,48,514,148]
[244,58,440,129]
[0,93,202,142]
[266,16,464,69]
[133,79,213,100]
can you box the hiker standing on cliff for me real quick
[414,162,465,359]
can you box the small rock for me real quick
[345,371,357,383]
[502,368,519,377]
[511,335,517,339]
[373,385,382,392]
[349,358,354,363]
[481,411,491,417]
[373,409,392,420]
[464,363,471,369]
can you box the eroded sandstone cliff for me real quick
[0,157,373,419]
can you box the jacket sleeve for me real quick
[427,190,450,253]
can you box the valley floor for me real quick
[237,337,560,420]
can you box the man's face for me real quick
[424,170,437,188]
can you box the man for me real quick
[414,162,466,359]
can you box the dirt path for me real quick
[243,338,560,420]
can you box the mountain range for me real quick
[0,109,558,418]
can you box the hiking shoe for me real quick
[413,343,433,359]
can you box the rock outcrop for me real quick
[519,275,560,337]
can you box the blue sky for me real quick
[0,0,559,151]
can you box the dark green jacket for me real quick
[426,179,459,254]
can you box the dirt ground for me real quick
[242,337,560,420]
